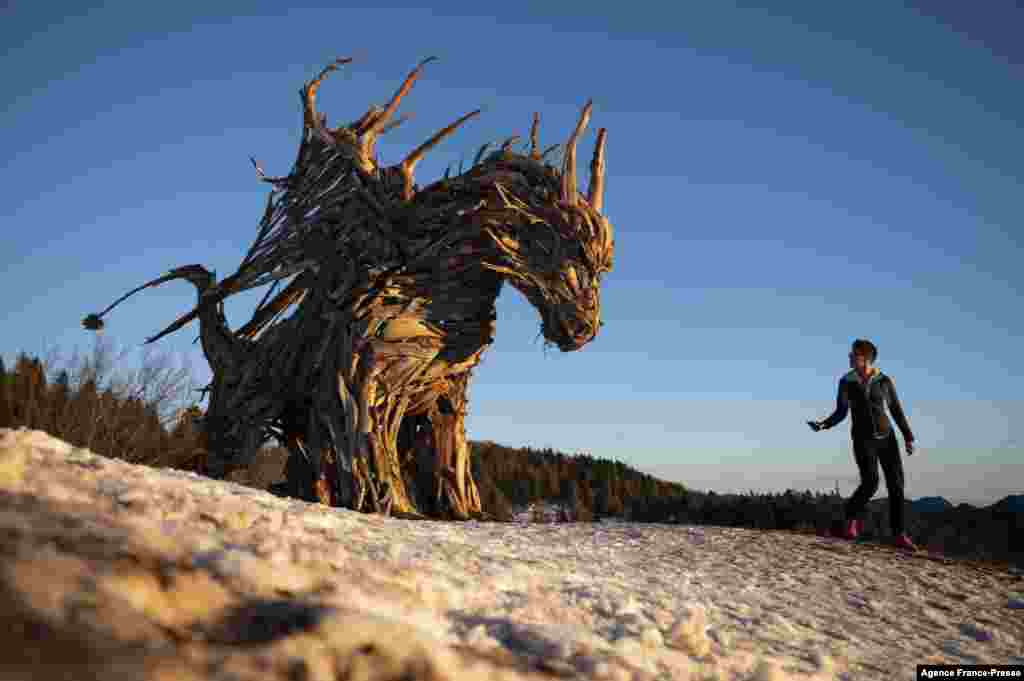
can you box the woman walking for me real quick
[808,339,919,551]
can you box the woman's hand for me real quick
[906,440,915,456]
[807,420,824,432]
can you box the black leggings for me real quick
[843,432,906,535]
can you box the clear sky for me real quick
[3,1,1021,505]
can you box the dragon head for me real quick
[462,108,613,352]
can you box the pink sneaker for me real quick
[895,534,918,551]
[839,519,859,540]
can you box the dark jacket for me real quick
[821,369,914,441]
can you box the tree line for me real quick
[0,341,205,470]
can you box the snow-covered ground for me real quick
[3,429,1022,681]
[509,500,635,524]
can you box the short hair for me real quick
[851,338,878,362]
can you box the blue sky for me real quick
[3,1,1021,505]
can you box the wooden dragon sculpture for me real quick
[84,56,614,519]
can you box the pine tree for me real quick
[47,369,72,437]
[568,480,593,522]
[0,356,10,428]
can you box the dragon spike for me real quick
[361,56,438,137]
[561,100,593,206]
[500,135,520,152]
[236,274,309,340]
[473,142,493,166]
[399,109,482,200]
[302,57,354,133]
[529,113,541,160]
[379,112,414,135]
[351,106,383,133]
[540,143,561,160]
[588,128,607,213]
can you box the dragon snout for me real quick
[554,311,597,351]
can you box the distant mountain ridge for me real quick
[991,494,1024,513]
[873,494,1024,513]
[910,496,954,513]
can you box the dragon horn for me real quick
[588,128,607,213]
[561,100,593,207]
